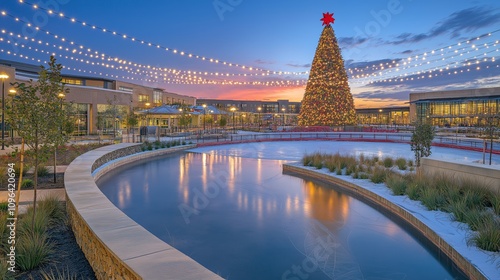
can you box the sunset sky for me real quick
[1,0,499,108]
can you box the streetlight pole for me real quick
[230,107,236,134]
[0,74,9,150]
[202,104,207,133]
[257,106,262,132]
[281,107,286,127]
[54,93,65,183]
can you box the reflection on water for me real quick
[98,152,466,280]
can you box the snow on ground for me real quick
[189,140,500,164]
[189,141,500,279]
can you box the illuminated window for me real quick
[153,90,162,104]
[138,94,149,102]
[62,78,83,85]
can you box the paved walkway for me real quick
[0,189,66,214]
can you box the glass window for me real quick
[153,90,162,104]
[138,94,149,102]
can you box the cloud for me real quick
[399,50,414,55]
[345,58,402,69]
[361,59,500,91]
[254,59,274,65]
[388,6,500,45]
[286,63,311,68]
[338,36,368,49]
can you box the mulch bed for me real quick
[15,210,97,279]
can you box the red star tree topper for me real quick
[321,12,335,26]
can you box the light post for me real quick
[202,104,207,133]
[54,93,65,183]
[145,102,151,126]
[378,109,383,127]
[8,89,16,141]
[0,74,9,150]
[281,107,286,127]
[230,107,236,134]
[241,114,246,129]
[257,106,262,131]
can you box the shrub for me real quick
[461,189,488,211]
[470,222,500,252]
[38,196,66,226]
[22,179,34,189]
[358,153,365,164]
[420,187,446,211]
[370,167,387,183]
[464,209,494,231]
[359,173,370,180]
[325,160,336,172]
[447,198,468,223]
[37,166,50,177]
[0,257,14,280]
[345,165,356,176]
[147,142,153,151]
[383,157,394,168]
[395,158,407,170]
[405,174,427,200]
[41,267,79,280]
[0,202,8,212]
[14,165,28,177]
[491,195,500,216]
[335,166,342,175]
[182,141,186,145]
[408,160,414,167]
[386,173,406,195]
[18,208,51,237]
[16,231,54,271]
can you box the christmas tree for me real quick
[298,12,356,126]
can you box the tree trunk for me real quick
[32,155,38,230]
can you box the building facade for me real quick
[356,107,410,126]
[0,60,195,135]
[410,87,500,127]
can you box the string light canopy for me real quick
[1,4,498,88]
[10,1,310,76]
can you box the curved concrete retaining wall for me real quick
[65,143,223,280]
[282,164,487,280]
[421,158,500,193]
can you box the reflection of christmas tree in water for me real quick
[298,12,356,126]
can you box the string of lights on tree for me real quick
[9,1,310,76]
[298,13,356,126]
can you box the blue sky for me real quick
[0,0,499,107]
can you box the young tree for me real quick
[126,111,138,141]
[411,122,435,167]
[8,56,69,227]
[219,117,227,128]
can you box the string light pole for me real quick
[0,74,9,150]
